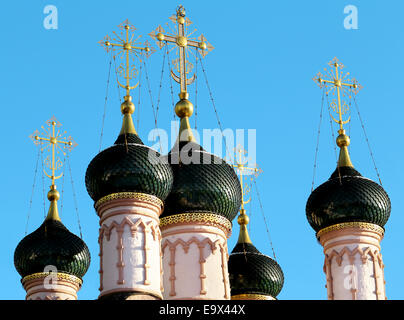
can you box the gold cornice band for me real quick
[22,272,82,286]
[160,212,232,234]
[316,222,384,239]
[231,293,275,300]
[95,192,164,210]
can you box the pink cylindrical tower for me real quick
[306,130,391,300]
[85,96,173,300]
[159,93,242,300]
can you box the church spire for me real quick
[231,145,262,245]
[313,57,362,168]
[29,116,77,222]
[99,20,154,136]
[149,5,214,143]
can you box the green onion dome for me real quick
[14,218,90,279]
[161,141,242,221]
[85,132,174,202]
[228,211,284,299]
[306,166,391,233]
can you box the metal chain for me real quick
[194,48,198,130]
[142,58,163,152]
[98,54,112,153]
[311,87,325,192]
[66,152,83,239]
[252,176,277,261]
[137,64,142,131]
[165,43,176,120]
[325,91,342,184]
[25,147,41,235]
[113,55,122,104]
[59,153,67,219]
[40,142,46,218]
[197,50,233,162]
[352,93,383,185]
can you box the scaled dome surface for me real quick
[14,219,91,279]
[306,166,391,233]
[85,133,174,203]
[228,242,284,298]
[162,142,242,222]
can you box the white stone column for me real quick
[22,273,82,300]
[96,193,164,300]
[160,213,232,300]
[318,222,386,300]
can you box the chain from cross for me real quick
[313,57,362,130]
[231,145,263,210]
[149,5,214,96]
[99,19,155,97]
[29,116,77,187]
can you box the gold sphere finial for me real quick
[47,187,60,201]
[199,42,207,50]
[156,33,165,41]
[237,210,249,226]
[175,98,193,118]
[336,130,350,148]
[121,95,135,114]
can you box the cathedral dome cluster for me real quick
[306,166,391,233]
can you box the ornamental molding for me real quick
[317,222,384,240]
[160,212,232,237]
[22,272,82,287]
[95,192,163,211]
[231,293,274,300]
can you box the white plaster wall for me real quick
[322,231,385,300]
[161,224,230,300]
[99,206,162,298]
[26,282,78,300]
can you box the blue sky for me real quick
[1,0,403,300]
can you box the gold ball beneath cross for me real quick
[175,99,193,118]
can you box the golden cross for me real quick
[231,145,263,211]
[99,19,155,98]
[149,5,214,96]
[313,57,362,131]
[29,116,77,187]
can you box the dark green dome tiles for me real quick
[162,142,242,222]
[85,133,174,202]
[228,242,284,298]
[14,219,91,279]
[306,166,391,233]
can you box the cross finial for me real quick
[29,116,77,221]
[231,145,263,211]
[149,6,214,98]
[313,57,362,131]
[99,20,155,99]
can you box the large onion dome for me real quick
[306,131,391,233]
[161,96,242,221]
[228,210,284,299]
[14,187,91,279]
[85,96,173,203]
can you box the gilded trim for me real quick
[231,293,275,300]
[160,213,232,235]
[317,222,384,239]
[22,272,82,287]
[95,192,163,211]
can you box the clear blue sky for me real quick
[1,0,403,300]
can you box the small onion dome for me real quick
[228,211,284,299]
[306,165,391,233]
[161,141,242,221]
[161,96,241,221]
[85,97,173,202]
[14,189,91,279]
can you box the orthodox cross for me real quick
[313,57,362,131]
[149,5,214,96]
[99,19,155,98]
[231,145,263,211]
[29,116,77,187]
